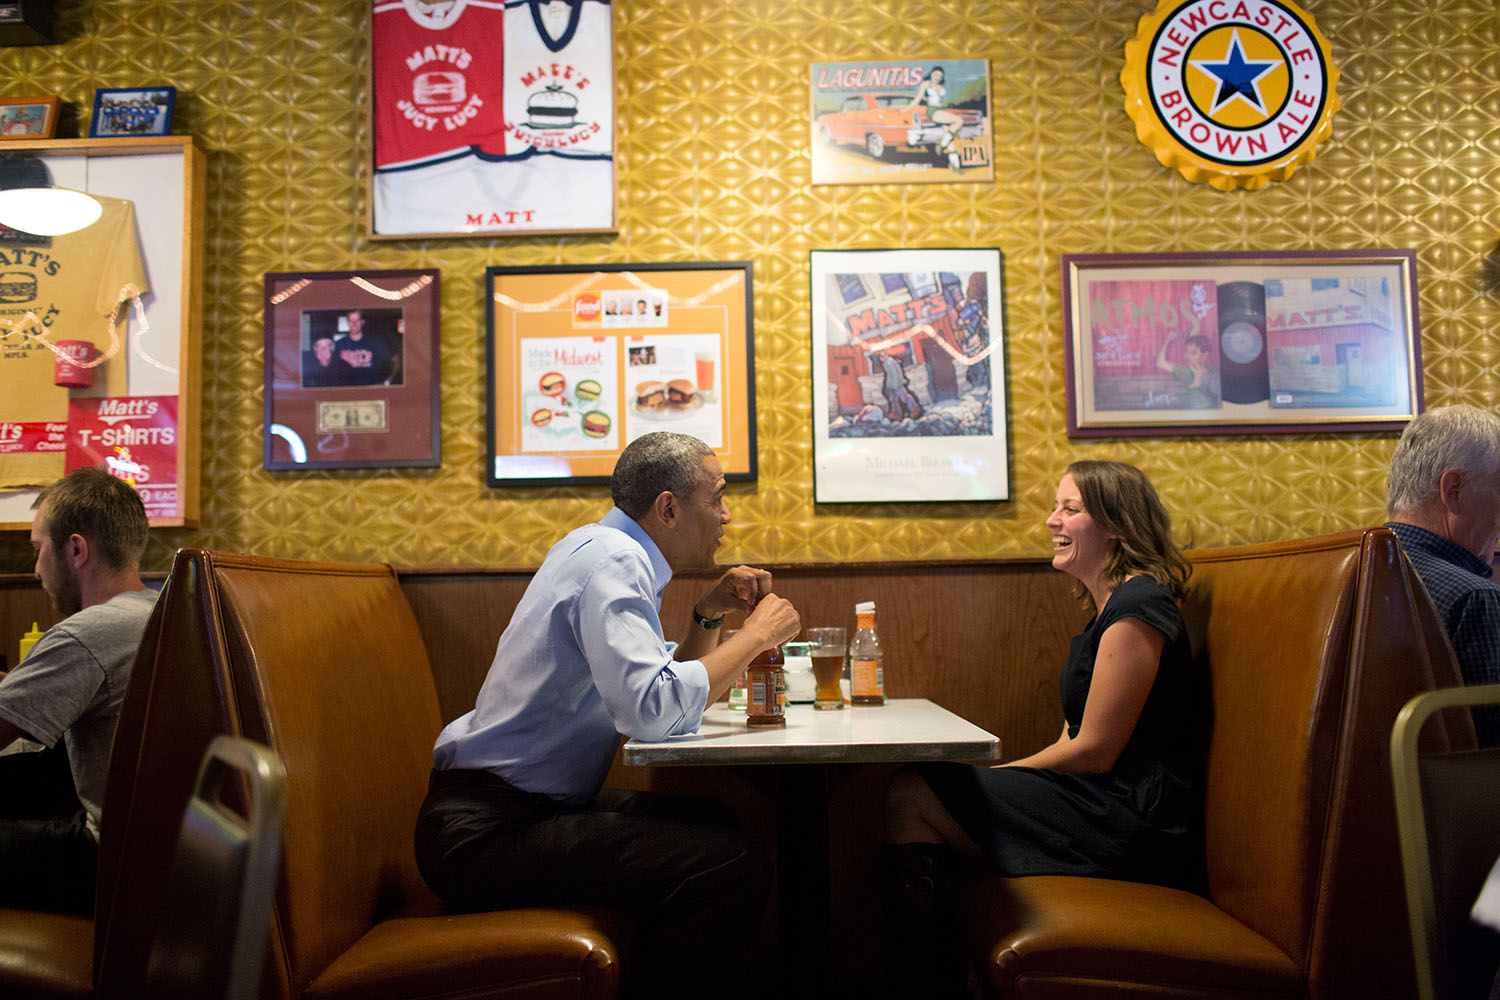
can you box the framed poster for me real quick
[0,96,59,139]
[368,0,616,238]
[809,58,993,185]
[263,269,440,470]
[810,248,1008,503]
[1061,250,1423,437]
[88,86,175,137]
[0,136,204,530]
[486,261,756,486]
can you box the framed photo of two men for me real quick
[262,269,441,471]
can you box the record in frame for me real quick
[263,269,441,470]
[1062,250,1422,437]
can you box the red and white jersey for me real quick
[372,0,616,234]
[495,0,613,160]
[372,0,507,169]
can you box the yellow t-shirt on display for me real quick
[0,193,148,489]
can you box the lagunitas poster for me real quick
[65,396,179,519]
[809,58,993,185]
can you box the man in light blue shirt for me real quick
[415,432,800,999]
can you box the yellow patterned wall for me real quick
[2,0,1497,573]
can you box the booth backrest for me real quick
[1183,527,1467,998]
[93,560,241,997]
[190,549,445,998]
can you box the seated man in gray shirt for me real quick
[0,466,156,914]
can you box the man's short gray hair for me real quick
[1387,405,1500,515]
[611,432,713,519]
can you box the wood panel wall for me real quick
[396,557,1084,760]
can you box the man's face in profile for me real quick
[30,505,82,617]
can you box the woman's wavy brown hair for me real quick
[1066,459,1190,606]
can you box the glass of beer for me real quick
[807,627,847,710]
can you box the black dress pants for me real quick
[0,744,95,915]
[414,767,770,1000]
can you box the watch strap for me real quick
[692,606,725,629]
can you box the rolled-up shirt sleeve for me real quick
[576,549,710,741]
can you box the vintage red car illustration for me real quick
[815,92,985,161]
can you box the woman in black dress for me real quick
[881,460,1203,997]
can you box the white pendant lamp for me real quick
[0,154,104,236]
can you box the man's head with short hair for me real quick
[611,432,713,520]
[33,466,149,572]
[1387,405,1500,517]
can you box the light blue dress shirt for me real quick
[432,507,711,802]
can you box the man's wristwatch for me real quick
[692,606,725,629]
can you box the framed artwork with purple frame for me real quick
[1061,250,1422,437]
[263,269,440,470]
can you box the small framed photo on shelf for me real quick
[0,96,60,139]
[810,247,1009,503]
[1061,250,1423,437]
[263,269,441,471]
[88,86,175,137]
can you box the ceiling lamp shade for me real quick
[0,186,104,236]
[0,152,104,236]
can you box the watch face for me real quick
[1220,321,1264,364]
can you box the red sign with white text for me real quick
[66,396,179,519]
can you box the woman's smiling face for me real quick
[1045,473,1115,589]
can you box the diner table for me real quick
[624,698,999,992]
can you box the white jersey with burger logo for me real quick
[373,0,614,235]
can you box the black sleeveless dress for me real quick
[919,576,1206,891]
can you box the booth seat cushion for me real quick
[0,911,93,999]
[960,875,1300,998]
[303,909,625,1000]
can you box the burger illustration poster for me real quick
[622,334,723,448]
[519,337,618,452]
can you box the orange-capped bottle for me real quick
[850,601,884,706]
[745,644,787,727]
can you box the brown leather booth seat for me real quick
[0,556,242,999]
[959,527,1470,999]
[157,549,623,1000]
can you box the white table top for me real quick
[622,698,1000,766]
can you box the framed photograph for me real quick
[486,261,756,486]
[0,96,59,139]
[88,86,175,137]
[810,248,1008,503]
[369,0,616,238]
[809,58,993,185]
[1061,250,1423,437]
[263,269,441,470]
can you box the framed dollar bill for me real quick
[262,269,440,470]
[1061,250,1423,436]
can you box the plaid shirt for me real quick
[1387,521,1500,747]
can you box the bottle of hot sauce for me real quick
[745,644,786,727]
